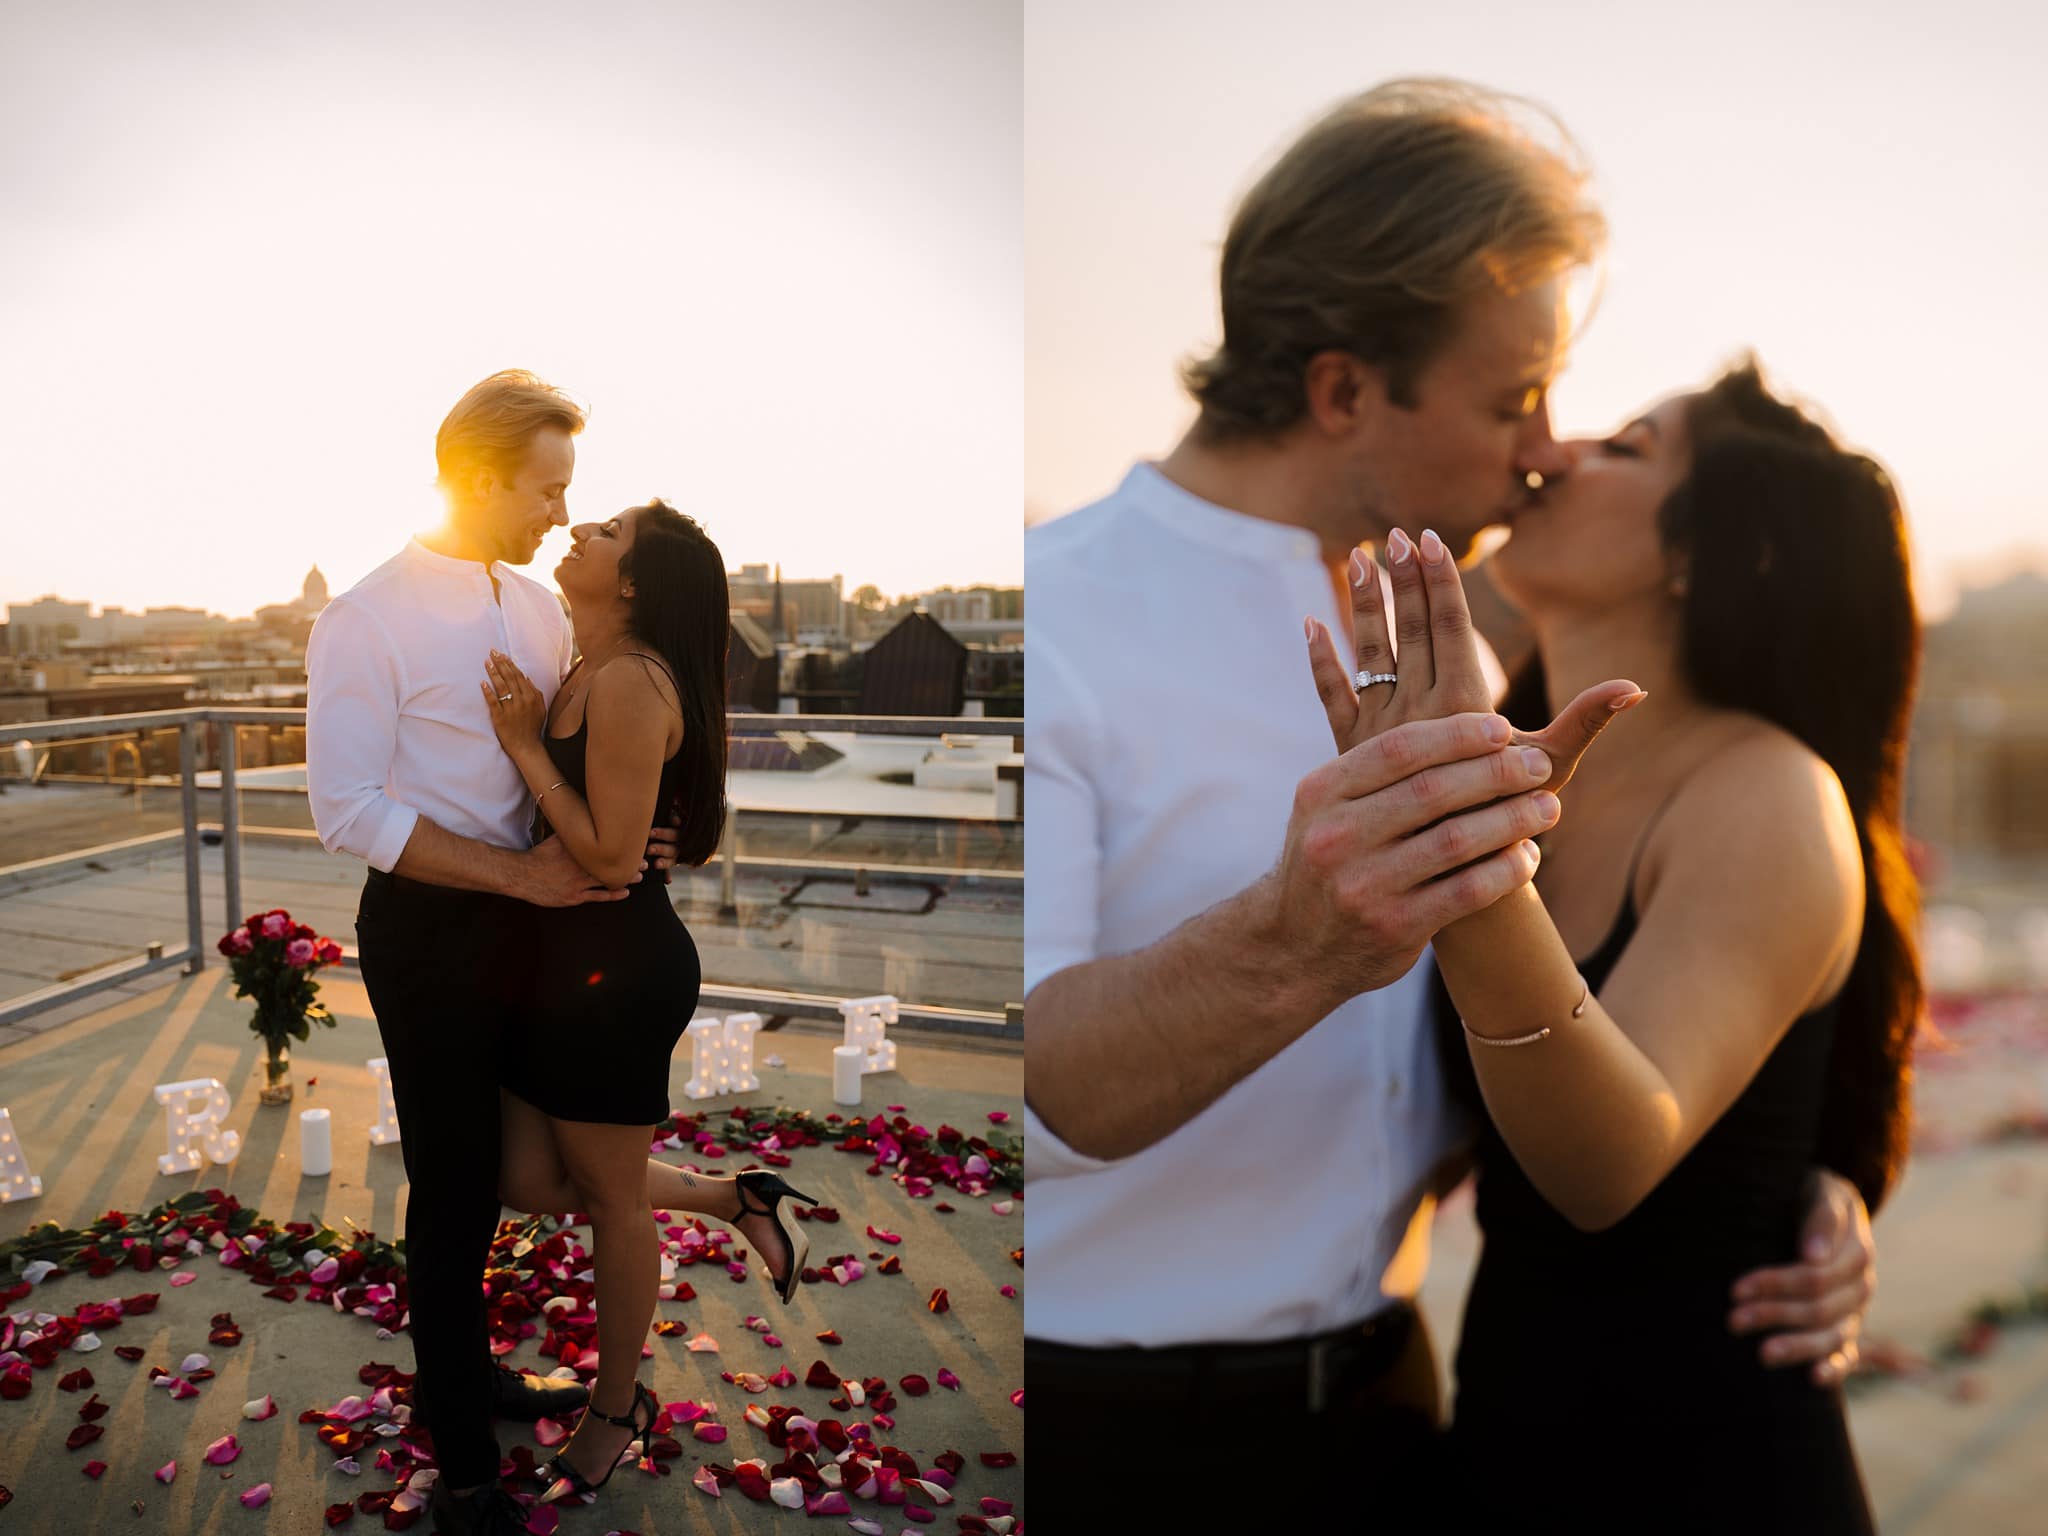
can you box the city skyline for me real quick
[3,554,1023,632]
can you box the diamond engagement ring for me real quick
[497,692,513,702]
[1354,670,1398,691]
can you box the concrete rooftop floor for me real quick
[0,969,1026,1533]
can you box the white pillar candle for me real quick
[832,1045,864,1107]
[299,1108,333,1177]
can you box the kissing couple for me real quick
[1025,80,1916,1533]
[307,371,822,1534]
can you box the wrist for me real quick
[1229,874,1345,1023]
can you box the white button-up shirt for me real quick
[306,538,574,873]
[1024,463,1473,1348]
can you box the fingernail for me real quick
[1304,615,1316,643]
[1348,550,1368,587]
[1521,747,1551,777]
[1419,528,1446,564]
[1534,791,1560,820]
[1522,839,1540,863]
[1610,690,1648,711]
[1386,528,1415,565]
[1487,715,1512,744]
[1807,1236,1829,1261]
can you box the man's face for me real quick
[477,426,575,565]
[1353,276,1572,557]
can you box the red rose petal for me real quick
[83,1461,108,1479]
[79,1393,110,1422]
[926,1288,950,1315]
[326,1502,356,1526]
[979,1451,1017,1468]
[899,1375,930,1396]
[114,1346,146,1363]
[815,1330,842,1346]
[60,1367,94,1391]
[67,1423,106,1451]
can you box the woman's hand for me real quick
[1304,527,1643,797]
[481,649,548,761]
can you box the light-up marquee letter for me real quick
[153,1079,242,1175]
[837,994,898,1076]
[682,1013,763,1101]
[367,1057,401,1146]
[0,1107,43,1203]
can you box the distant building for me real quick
[909,585,1024,646]
[5,597,92,654]
[1909,569,2048,869]
[858,611,968,716]
[728,563,845,642]
[727,613,780,714]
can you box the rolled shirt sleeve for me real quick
[1021,629,1120,1182]
[305,597,420,872]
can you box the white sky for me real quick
[2,0,1020,619]
[1025,0,2048,615]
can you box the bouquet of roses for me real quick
[217,909,343,1059]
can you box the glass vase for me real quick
[259,1038,293,1105]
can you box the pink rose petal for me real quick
[685,1332,719,1353]
[532,1416,569,1448]
[691,1465,721,1498]
[240,1482,273,1508]
[203,1433,241,1465]
[691,1421,728,1444]
[936,1368,961,1391]
[155,1461,177,1484]
[170,1272,198,1288]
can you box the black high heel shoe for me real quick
[734,1169,818,1305]
[535,1379,657,1506]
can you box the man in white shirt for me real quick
[1024,81,1877,1526]
[306,371,675,1536]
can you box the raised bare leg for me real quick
[549,1117,660,1490]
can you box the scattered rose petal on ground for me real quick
[691,1465,721,1497]
[899,1375,930,1396]
[1010,1388,1024,1408]
[927,1289,950,1315]
[244,1394,278,1420]
[533,1416,569,1448]
[82,1460,108,1479]
[936,1368,961,1391]
[691,1422,727,1444]
[685,1333,719,1353]
[155,1461,177,1484]
[203,1434,241,1465]
[66,1423,105,1451]
[991,1201,1014,1216]
[180,1354,210,1375]
[240,1483,273,1509]
[59,1367,94,1391]
[170,1272,198,1287]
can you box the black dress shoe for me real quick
[488,1363,590,1422]
[429,1481,532,1535]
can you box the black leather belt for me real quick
[1026,1302,1417,1414]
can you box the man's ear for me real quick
[468,464,497,504]
[1303,349,1386,439]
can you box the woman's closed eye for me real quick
[1601,435,1641,459]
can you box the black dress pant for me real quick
[1026,1303,1444,1530]
[355,869,517,1488]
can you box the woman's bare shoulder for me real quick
[1646,713,1860,905]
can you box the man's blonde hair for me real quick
[1183,78,1606,441]
[435,369,587,492]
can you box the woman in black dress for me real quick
[481,500,814,1509]
[1306,362,1920,1531]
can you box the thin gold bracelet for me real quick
[534,779,569,806]
[1463,976,1591,1048]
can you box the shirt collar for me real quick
[1121,461,1326,566]
[405,535,504,583]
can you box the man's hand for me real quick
[1305,527,1642,796]
[1259,710,1564,1009]
[1728,1168,1876,1387]
[643,810,682,885]
[515,834,634,908]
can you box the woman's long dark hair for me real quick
[619,499,729,867]
[1499,361,1924,1212]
